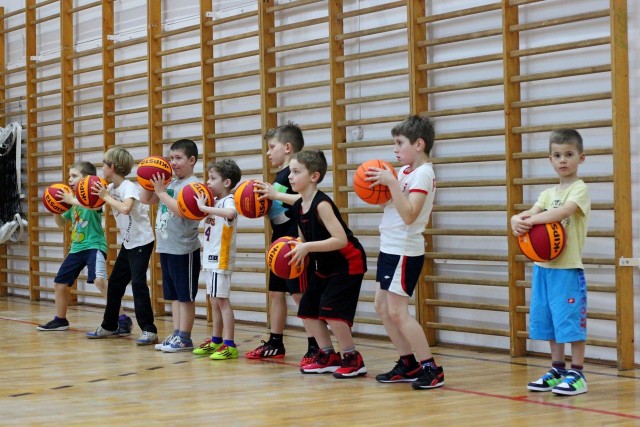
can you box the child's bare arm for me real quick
[254,181,301,205]
[510,206,543,236]
[528,202,579,225]
[94,182,135,215]
[195,193,236,220]
[54,214,67,228]
[365,165,427,224]
[287,201,347,265]
[139,187,159,205]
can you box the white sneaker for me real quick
[136,331,159,346]
[155,334,175,351]
[160,335,181,352]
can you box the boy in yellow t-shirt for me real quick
[511,129,590,396]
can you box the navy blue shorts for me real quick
[160,250,201,302]
[55,249,107,286]
[376,252,424,297]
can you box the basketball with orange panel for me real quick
[177,182,214,220]
[76,176,107,208]
[517,221,566,262]
[234,180,272,218]
[42,183,73,214]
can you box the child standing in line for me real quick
[85,147,158,345]
[287,150,368,379]
[192,159,242,360]
[245,123,319,365]
[140,139,201,352]
[511,129,590,396]
[37,162,109,331]
[366,115,444,390]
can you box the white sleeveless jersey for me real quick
[202,194,238,272]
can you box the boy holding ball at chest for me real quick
[511,129,590,396]
[140,139,202,352]
[365,115,443,390]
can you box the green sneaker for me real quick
[193,339,222,355]
[552,370,588,396]
[527,368,564,392]
[210,344,239,360]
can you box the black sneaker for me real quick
[37,317,70,331]
[412,365,444,390]
[376,359,423,383]
[116,315,133,337]
[245,340,286,359]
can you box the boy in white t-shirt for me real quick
[192,159,242,360]
[365,115,444,390]
[86,147,158,345]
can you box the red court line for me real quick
[445,386,640,420]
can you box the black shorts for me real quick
[268,220,302,294]
[160,250,200,302]
[297,272,363,326]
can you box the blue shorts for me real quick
[55,249,107,286]
[160,250,201,302]
[376,252,424,297]
[529,265,587,343]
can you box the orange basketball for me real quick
[353,159,397,205]
[42,183,72,214]
[234,180,272,218]
[137,156,172,191]
[517,222,566,262]
[266,236,306,279]
[177,182,214,220]
[76,175,107,208]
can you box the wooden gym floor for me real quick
[0,296,639,426]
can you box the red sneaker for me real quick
[299,347,320,367]
[300,350,341,374]
[333,351,367,378]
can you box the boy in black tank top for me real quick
[287,150,367,379]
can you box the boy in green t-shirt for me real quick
[37,162,111,331]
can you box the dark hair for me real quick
[71,161,97,177]
[391,115,435,156]
[264,121,305,153]
[291,150,327,183]
[104,147,133,176]
[549,129,583,153]
[207,159,242,188]
[170,138,198,162]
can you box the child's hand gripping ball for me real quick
[177,182,214,220]
[267,236,307,279]
[234,180,272,218]
[137,156,172,191]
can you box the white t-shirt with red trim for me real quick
[379,163,436,256]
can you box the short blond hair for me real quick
[104,147,134,176]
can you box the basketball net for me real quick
[0,122,28,244]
